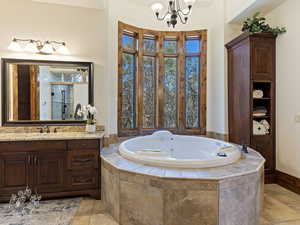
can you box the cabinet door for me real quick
[0,152,30,191]
[228,39,251,145]
[252,135,274,173]
[35,152,66,193]
[251,38,275,81]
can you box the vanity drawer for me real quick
[67,169,98,190]
[0,141,66,152]
[68,139,99,150]
[68,149,99,169]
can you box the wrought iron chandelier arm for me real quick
[178,6,192,16]
[178,12,188,24]
[156,11,171,21]
[156,2,172,21]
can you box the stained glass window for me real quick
[185,56,200,128]
[118,24,206,135]
[122,53,136,128]
[143,39,156,53]
[185,39,201,53]
[164,40,177,54]
[164,57,177,128]
[122,35,134,49]
[142,56,156,128]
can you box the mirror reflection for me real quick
[6,62,90,122]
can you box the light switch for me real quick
[295,115,300,123]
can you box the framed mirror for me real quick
[1,58,94,126]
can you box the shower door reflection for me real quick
[51,84,74,120]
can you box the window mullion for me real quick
[178,32,185,133]
[137,30,144,134]
[157,32,164,129]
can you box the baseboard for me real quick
[265,173,276,184]
[275,170,300,195]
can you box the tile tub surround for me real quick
[101,144,265,225]
[0,131,105,142]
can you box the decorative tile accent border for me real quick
[0,125,105,133]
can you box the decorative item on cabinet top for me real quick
[8,38,70,55]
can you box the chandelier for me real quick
[151,0,196,28]
[8,38,70,55]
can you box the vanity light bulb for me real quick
[8,39,22,52]
[57,44,70,55]
[24,41,39,53]
[41,42,54,54]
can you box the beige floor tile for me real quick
[262,194,300,223]
[275,220,300,225]
[71,216,91,225]
[90,213,118,225]
[75,199,96,217]
[265,184,300,212]
[93,200,107,214]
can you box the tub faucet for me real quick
[44,126,50,133]
[241,144,249,154]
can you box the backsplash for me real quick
[0,125,105,133]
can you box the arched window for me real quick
[118,22,207,136]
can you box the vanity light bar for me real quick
[8,38,70,55]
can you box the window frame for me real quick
[118,22,207,136]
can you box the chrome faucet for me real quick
[241,144,249,154]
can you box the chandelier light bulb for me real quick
[151,2,163,13]
[41,41,54,54]
[24,40,39,53]
[57,43,70,55]
[8,39,22,52]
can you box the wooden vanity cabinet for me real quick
[0,139,101,202]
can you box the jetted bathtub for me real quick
[119,131,242,169]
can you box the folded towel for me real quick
[253,113,267,117]
[261,119,270,131]
[253,120,267,135]
[253,90,264,98]
[253,120,270,135]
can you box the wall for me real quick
[105,0,227,135]
[0,0,107,126]
[265,0,300,178]
[1,0,229,137]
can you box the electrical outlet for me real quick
[295,115,300,123]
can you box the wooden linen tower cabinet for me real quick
[226,32,277,183]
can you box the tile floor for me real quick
[71,184,300,225]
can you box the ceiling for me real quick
[31,0,106,9]
[31,0,213,9]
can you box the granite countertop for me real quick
[101,143,265,180]
[0,131,105,142]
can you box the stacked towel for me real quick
[253,90,264,99]
[253,106,267,117]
